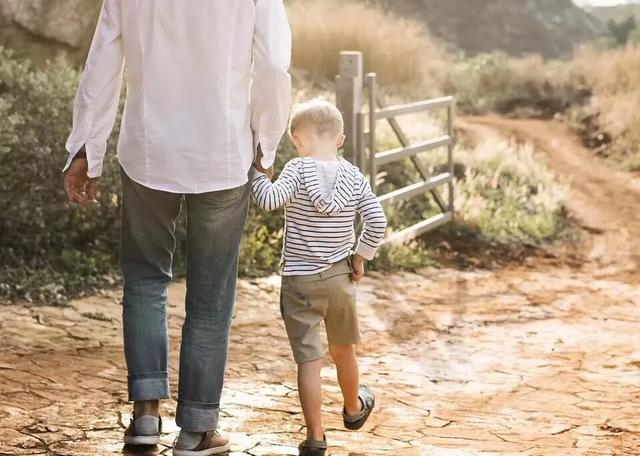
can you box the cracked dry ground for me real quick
[2,118,640,455]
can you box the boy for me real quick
[251,99,388,456]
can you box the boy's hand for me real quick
[351,254,365,283]
[254,144,274,180]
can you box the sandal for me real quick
[298,435,327,456]
[343,384,375,430]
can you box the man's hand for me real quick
[254,144,274,180]
[63,158,99,207]
[351,253,366,283]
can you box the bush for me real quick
[0,48,123,304]
[287,0,449,97]
[570,46,640,167]
[453,138,567,244]
[451,52,578,117]
[606,16,639,46]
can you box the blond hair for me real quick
[289,99,344,137]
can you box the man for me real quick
[62,1,291,454]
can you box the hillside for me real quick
[0,0,605,65]
[588,4,640,22]
[376,0,604,58]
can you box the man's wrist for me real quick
[72,146,87,161]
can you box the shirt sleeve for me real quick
[251,161,301,211]
[63,0,124,178]
[250,0,292,170]
[355,176,388,260]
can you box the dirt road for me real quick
[462,116,640,280]
[1,118,640,455]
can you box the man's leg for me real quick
[120,167,182,408]
[328,344,361,415]
[298,359,324,440]
[175,182,250,433]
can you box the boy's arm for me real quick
[354,177,388,260]
[251,161,301,211]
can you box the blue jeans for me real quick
[119,167,250,432]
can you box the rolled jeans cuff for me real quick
[128,372,170,401]
[176,399,220,432]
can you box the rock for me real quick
[0,0,102,65]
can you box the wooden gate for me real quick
[336,51,456,245]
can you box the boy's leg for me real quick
[280,275,329,441]
[328,344,361,415]
[298,359,324,440]
[324,268,362,415]
[120,167,182,409]
[175,182,250,433]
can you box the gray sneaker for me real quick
[173,430,231,456]
[123,413,162,445]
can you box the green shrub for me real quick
[453,138,567,244]
[0,48,123,304]
[606,16,639,46]
[451,52,575,117]
[451,52,513,113]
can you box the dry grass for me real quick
[569,45,640,168]
[287,0,449,97]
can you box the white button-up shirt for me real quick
[64,0,292,194]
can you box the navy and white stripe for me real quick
[251,157,388,276]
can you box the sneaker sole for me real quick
[172,442,231,456]
[123,435,160,445]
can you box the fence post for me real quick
[356,112,366,169]
[447,100,456,216]
[366,73,378,193]
[335,51,363,165]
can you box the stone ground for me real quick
[2,118,640,455]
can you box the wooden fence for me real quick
[336,51,456,245]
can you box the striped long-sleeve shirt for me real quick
[251,157,388,276]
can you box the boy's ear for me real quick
[337,134,346,149]
[291,133,302,149]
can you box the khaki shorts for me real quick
[280,260,361,364]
